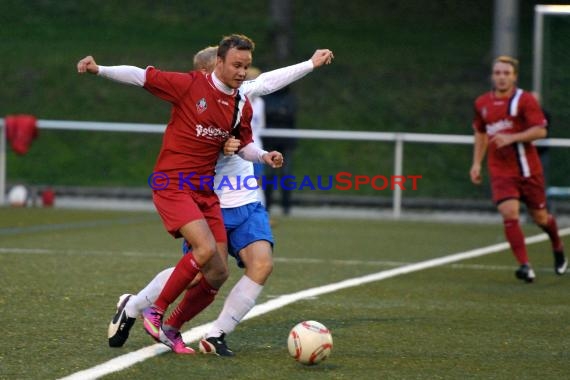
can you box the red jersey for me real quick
[472,88,547,178]
[144,68,253,190]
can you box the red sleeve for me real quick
[520,93,548,129]
[143,67,194,103]
[472,100,486,133]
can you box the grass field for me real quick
[1,207,569,379]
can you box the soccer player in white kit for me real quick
[105,47,334,355]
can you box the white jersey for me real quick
[213,59,313,208]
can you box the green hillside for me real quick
[1,0,568,198]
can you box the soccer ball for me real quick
[287,320,333,365]
[8,185,28,207]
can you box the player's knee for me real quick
[249,256,274,279]
[499,209,519,220]
[203,265,229,288]
[193,241,217,263]
[532,213,549,226]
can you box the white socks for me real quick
[124,270,264,341]
[205,275,263,339]
[124,267,174,318]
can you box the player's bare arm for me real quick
[470,132,488,185]
[77,55,99,74]
[491,126,547,149]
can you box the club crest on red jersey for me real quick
[196,98,207,114]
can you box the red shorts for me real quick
[490,174,546,209]
[152,189,226,242]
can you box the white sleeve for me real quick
[237,142,268,163]
[240,59,314,97]
[97,65,146,87]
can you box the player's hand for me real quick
[223,137,240,156]
[470,163,482,185]
[311,49,334,68]
[262,151,284,168]
[490,133,514,149]
[77,55,99,74]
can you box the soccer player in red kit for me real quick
[470,55,567,282]
[77,34,283,352]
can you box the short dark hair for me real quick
[217,34,255,60]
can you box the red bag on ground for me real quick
[5,114,38,155]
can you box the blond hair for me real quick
[246,66,261,80]
[193,46,218,72]
[493,55,519,74]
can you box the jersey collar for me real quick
[209,72,235,96]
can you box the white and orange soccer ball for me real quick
[287,320,333,365]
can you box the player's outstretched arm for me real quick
[241,48,334,97]
[236,142,285,168]
[310,49,334,68]
[77,56,146,86]
[77,55,100,74]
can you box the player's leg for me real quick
[148,219,217,354]
[109,246,207,348]
[201,202,274,356]
[108,267,174,347]
[492,176,534,282]
[143,191,219,348]
[142,219,216,345]
[529,209,567,274]
[108,294,137,347]
[155,196,229,354]
[163,242,228,331]
[524,175,567,275]
[497,199,535,282]
[160,196,231,335]
[154,242,225,354]
[128,268,174,316]
[200,241,272,356]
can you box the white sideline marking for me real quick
[0,247,410,268]
[59,227,570,380]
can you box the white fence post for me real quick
[393,134,404,219]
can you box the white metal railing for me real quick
[533,4,570,96]
[2,119,570,217]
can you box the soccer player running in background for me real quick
[470,55,567,283]
[106,46,334,355]
[78,34,284,354]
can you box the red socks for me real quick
[540,214,564,252]
[154,253,201,312]
[164,277,218,330]
[503,219,529,265]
